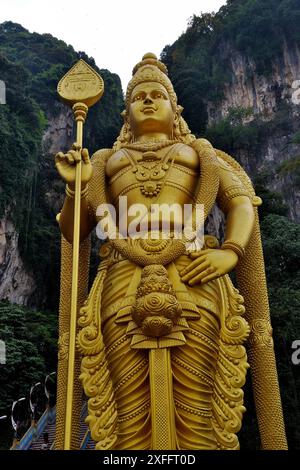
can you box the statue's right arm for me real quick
[55,145,96,243]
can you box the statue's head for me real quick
[114,53,194,149]
[125,53,177,112]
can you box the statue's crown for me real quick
[132,52,168,76]
[125,53,177,111]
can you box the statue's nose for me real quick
[144,95,153,104]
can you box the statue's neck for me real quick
[134,132,171,143]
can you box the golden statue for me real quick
[54,53,287,450]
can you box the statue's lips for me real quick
[142,107,157,114]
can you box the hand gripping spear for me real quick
[57,60,104,450]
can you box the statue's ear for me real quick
[174,105,183,123]
[121,110,127,121]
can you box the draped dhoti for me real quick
[87,254,249,450]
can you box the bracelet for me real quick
[221,239,245,259]
[65,184,89,199]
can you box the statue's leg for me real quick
[101,260,151,450]
[173,257,249,450]
[171,278,221,450]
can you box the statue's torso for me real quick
[105,143,199,232]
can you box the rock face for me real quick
[42,105,74,156]
[0,105,72,306]
[42,105,74,215]
[207,40,300,221]
[208,40,300,122]
[0,217,36,305]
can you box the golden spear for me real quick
[57,60,104,450]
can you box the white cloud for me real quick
[0,0,226,90]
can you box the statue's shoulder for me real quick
[214,148,248,178]
[191,139,245,176]
[214,148,257,202]
[189,137,250,180]
[91,148,114,167]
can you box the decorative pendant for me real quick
[131,264,182,337]
[132,154,169,197]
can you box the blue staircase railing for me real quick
[14,407,56,450]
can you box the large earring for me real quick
[173,105,184,140]
[173,113,181,139]
[123,121,133,142]
[121,110,133,143]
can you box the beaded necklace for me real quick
[120,139,179,153]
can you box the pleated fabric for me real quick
[100,256,221,450]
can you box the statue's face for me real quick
[128,82,174,138]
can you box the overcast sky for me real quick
[0,0,226,91]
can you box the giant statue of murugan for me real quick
[54,53,287,450]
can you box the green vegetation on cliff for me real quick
[0,302,57,412]
[0,301,57,449]
[162,0,300,134]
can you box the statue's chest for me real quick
[106,144,199,203]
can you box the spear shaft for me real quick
[57,60,104,449]
[64,103,87,450]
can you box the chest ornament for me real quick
[132,160,169,197]
[122,145,178,198]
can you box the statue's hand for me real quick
[55,143,93,189]
[180,248,238,286]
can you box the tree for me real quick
[0,302,57,414]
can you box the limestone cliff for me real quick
[0,105,72,306]
[42,105,74,214]
[0,217,36,305]
[208,40,300,121]
[206,40,300,221]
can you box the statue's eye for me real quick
[133,95,142,102]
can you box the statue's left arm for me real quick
[180,157,255,285]
[217,157,255,253]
